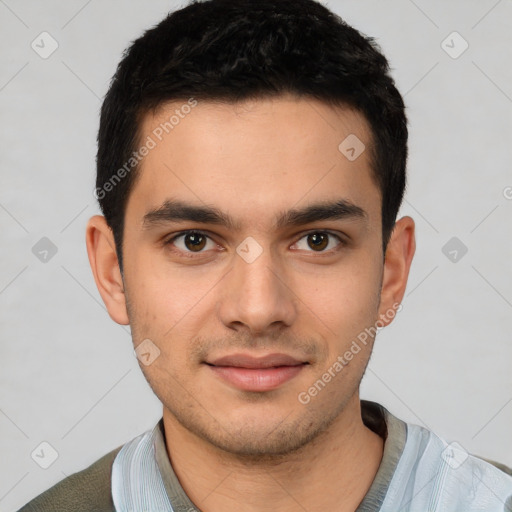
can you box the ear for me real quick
[377,216,415,326]
[85,215,129,325]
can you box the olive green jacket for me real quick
[18,446,122,512]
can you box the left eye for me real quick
[292,232,342,252]
[167,231,217,253]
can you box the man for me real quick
[19,0,512,510]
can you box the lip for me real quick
[205,353,308,392]
[208,353,305,368]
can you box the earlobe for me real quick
[85,215,130,325]
[377,216,416,326]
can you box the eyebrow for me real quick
[142,198,367,231]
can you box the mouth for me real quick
[204,353,309,392]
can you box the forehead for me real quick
[126,96,380,231]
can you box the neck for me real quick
[162,393,384,512]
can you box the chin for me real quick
[205,427,319,459]
[176,405,335,461]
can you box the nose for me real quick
[217,241,298,337]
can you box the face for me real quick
[101,96,406,457]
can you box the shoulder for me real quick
[476,455,512,477]
[17,445,123,512]
[397,422,512,511]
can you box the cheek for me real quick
[316,262,382,359]
[306,255,381,321]
[124,269,216,371]
[124,253,206,333]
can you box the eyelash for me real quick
[162,229,345,257]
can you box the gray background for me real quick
[1,0,511,510]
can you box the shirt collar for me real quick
[154,420,201,511]
[356,400,407,511]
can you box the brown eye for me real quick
[292,231,343,253]
[165,230,216,255]
[307,232,329,251]
[183,232,207,252]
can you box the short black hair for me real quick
[95,0,407,272]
